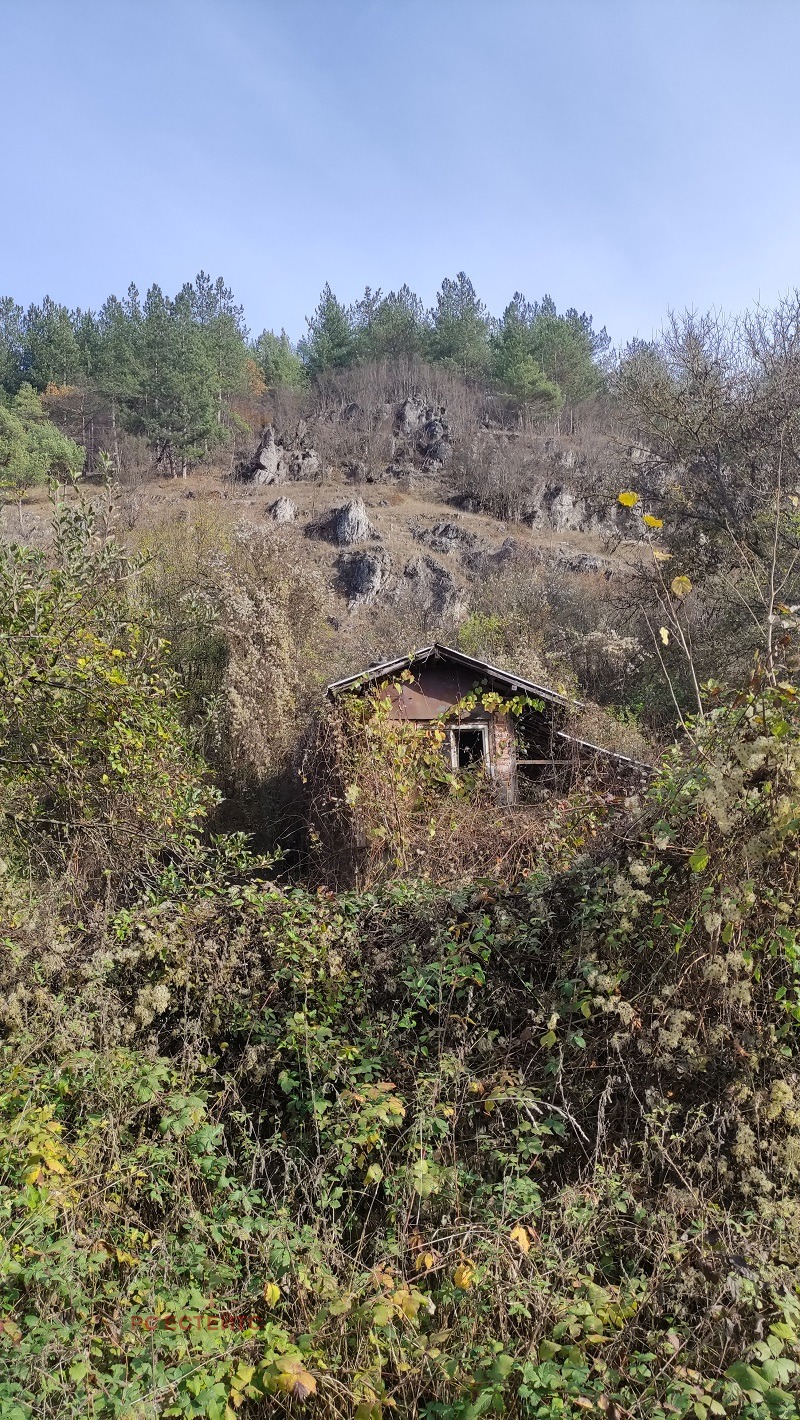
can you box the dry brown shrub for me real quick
[301,699,595,889]
[136,509,330,838]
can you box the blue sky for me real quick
[1,0,799,346]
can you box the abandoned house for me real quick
[326,643,650,805]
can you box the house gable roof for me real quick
[326,644,655,775]
[326,642,576,709]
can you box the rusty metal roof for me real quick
[326,642,576,708]
[556,730,655,773]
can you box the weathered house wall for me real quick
[370,666,537,803]
[490,711,517,803]
[378,664,489,720]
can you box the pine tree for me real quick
[491,294,563,418]
[134,286,219,475]
[187,272,249,422]
[429,272,491,378]
[0,298,24,393]
[300,284,358,376]
[95,287,144,468]
[253,329,306,387]
[22,297,82,389]
[355,285,427,362]
[528,298,609,409]
[73,309,103,384]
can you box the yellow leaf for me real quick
[510,1224,531,1255]
[653,548,673,562]
[453,1263,474,1290]
[618,490,639,507]
[671,575,692,598]
[275,1361,317,1401]
[415,1251,436,1272]
[263,1282,281,1307]
[292,1370,317,1401]
[396,1288,422,1320]
[25,1165,43,1185]
[659,627,670,645]
[643,514,663,528]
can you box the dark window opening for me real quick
[452,727,487,769]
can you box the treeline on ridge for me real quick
[0,273,609,477]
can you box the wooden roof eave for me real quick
[326,642,577,711]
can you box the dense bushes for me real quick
[2,590,800,1415]
[0,499,211,897]
[1,473,800,1415]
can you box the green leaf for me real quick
[689,847,709,872]
[538,1340,561,1361]
[725,1360,767,1393]
[488,1353,515,1382]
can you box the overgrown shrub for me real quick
[300,682,596,888]
[1,498,800,1418]
[4,676,800,1414]
[0,499,210,898]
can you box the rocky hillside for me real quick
[1,379,658,768]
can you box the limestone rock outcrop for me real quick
[525,484,624,536]
[415,520,477,554]
[325,497,375,545]
[338,547,391,608]
[400,554,467,620]
[392,397,452,469]
[268,496,297,522]
[237,424,321,485]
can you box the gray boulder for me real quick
[394,395,427,437]
[526,484,622,536]
[245,426,282,485]
[237,425,322,485]
[402,554,467,619]
[415,520,477,554]
[463,537,528,578]
[330,497,376,546]
[286,447,321,480]
[338,547,391,608]
[417,412,451,467]
[269,496,297,523]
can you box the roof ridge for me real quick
[326,643,575,707]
